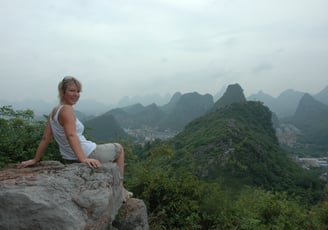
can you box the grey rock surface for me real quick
[0,161,122,230]
[113,198,149,230]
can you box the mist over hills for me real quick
[1,83,328,154]
[106,92,213,132]
[315,85,328,105]
[133,88,325,199]
[108,103,167,130]
[248,86,328,118]
[117,93,172,107]
[282,93,328,151]
[1,85,327,119]
[249,87,328,154]
[82,83,328,155]
[0,98,111,118]
[158,92,213,130]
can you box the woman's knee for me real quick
[114,143,124,155]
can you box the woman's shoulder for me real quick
[51,104,75,122]
[60,104,74,111]
[59,105,76,121]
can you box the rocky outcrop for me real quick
[113,198,149,230]
[212,83,246,111]
[275,123,302,147]
[0,161,148,230]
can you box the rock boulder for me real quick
[0,161,148,230]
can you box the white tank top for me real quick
[50,105,96,160]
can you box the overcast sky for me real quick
[1,0,327,105]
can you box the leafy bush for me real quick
[0,105,60,167]
[230,189,319,229]
[126,142,328,229]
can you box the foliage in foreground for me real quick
[0,105,60,167]
[124,142,328,230]
[2,106,328,229]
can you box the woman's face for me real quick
[62,83,80,105]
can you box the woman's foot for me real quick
[122,188,133,203]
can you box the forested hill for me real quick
[289,93,328,150]
[83,112,129,142]
[168,101,323,195]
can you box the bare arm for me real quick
[17,118,53,168]
[60,105,100,167]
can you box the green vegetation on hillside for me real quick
[124,140,328,229]
[167,101,323,200]
[2,105,328,229]
[84,112,129,142]
[0,106,61,167]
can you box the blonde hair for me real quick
[58,76,82,102]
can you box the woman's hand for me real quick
[17,159,37,169]
[83,158,101,168]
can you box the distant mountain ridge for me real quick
[2,85,327,119]
[158,92,214,130]
[248,86,328,118]
[248,89,305,118]
[105,84,246,134]
[2,84,328,152]
[72,84,328,152]
[285,93,328,151]
[314,85,328,105]
[117,93,172,107]
[108,92,214,132]
[108,103,167,130]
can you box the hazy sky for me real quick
[1,0,327,105]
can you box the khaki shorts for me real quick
[89,143,121,163]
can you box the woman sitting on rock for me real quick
[18,76,132,201]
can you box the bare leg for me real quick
[114,143,132,202]
[114,143,125,185]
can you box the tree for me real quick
[0,105,60,167]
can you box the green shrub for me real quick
[0,105,60,167]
